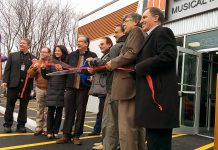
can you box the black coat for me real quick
[41,66,66,107]
[135,26,180,128]
[3,51,35,90]
[65,49,97,89]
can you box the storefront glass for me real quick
[186,29,218,51]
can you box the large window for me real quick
[186,29,218,51]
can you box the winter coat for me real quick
[89,53,109,97]
[41,65,66,107]
[135,26,180,128]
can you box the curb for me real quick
[0,105,36,131]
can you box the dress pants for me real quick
[146,128,173,150]
[47,106,63,134]
[93,96,105,134]
[102,93,119,150]
[35,87,47,132]
[118,99,145,150]
[63,88,89,138]
[4,86,31,128]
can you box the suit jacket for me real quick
[135,26,180,128]
[3,51,35,90]
[111,27,145,100]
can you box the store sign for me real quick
[167,0,218,21]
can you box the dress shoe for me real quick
[4,127,12,133]
[54,134,59,139]
[34,131,43,136]
[72,137,82,145]
[16,127,27,133]
[88,132,100,136]
[47,134,54,139]
[93,142,102,146]
[56,137,71,144]
[92,144,103,150]
[42,131,48,136]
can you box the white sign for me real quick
[167,0,218,21]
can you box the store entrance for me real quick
[199,52,218,137]
[174,47,201,134]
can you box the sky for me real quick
[57,0,113,14]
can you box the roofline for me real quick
[79,0,119,20]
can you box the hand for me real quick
[40,63,46,69]
[55,64,63,71]
[86,57,94,62]
[106,60,113,71]
[87,67,94,74]
[1,82,7,88]
[86,57,94,67]
[33,63,39,68]
[87,76,93,82]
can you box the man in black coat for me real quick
[135,7,180,150]
[56,35,97,145]
[2,38,35,133]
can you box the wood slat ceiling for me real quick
[78,2,138,40]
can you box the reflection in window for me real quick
[186,29,218,51]
[181,93,195,127]
[176,36,184,47]
[183,54,197,91]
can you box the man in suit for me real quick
[135,7,180,150]
[2,38,35,133]
[56,35,97,145]
[106,13,146,150]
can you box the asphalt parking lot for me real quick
[0,98,214,150]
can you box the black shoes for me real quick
[4,127,12,133]
[16,127,27,133]
[4,126,27,133]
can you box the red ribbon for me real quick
[146,74,163,111]
[21,60,163,111]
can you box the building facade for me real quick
[78,0,218,138]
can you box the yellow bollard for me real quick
[214,75,218,149]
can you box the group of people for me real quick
[1,7,180,150]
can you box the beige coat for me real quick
[111,27,145,101]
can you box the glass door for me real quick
[174,47,202,134]
[199,52,218,137]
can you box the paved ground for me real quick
[0,97,215,150]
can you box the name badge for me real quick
[21,64,25,71]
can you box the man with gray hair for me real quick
[2,38,36,133]
[106,12,146,150]
[135,7,179,150]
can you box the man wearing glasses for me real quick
[106,13,146,150]
[28,47,51,136]
[2,38,36,133]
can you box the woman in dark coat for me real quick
[41,45,68,139]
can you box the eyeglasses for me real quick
[123,19,133,24]
[40,52,49,54]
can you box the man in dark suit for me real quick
[1,38,35,133]
[56,35,97,145]
[106,13,146,150]
[135,7,180,150]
